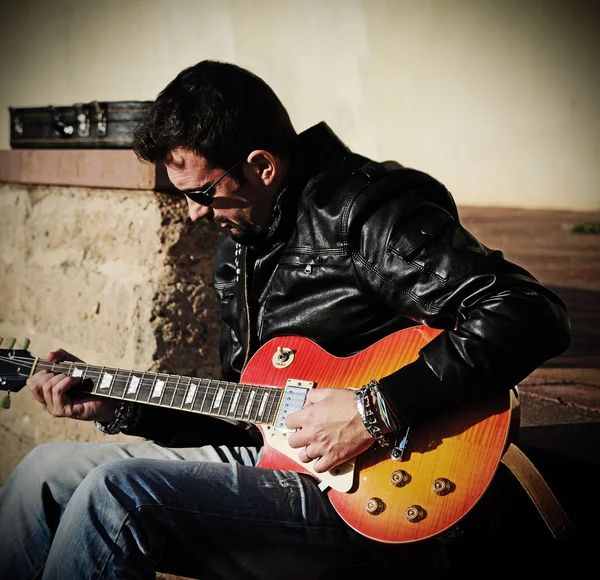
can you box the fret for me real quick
[233,385,250,419]
[213,385,225,413]
[217,382,235,418]
[70,363,86,379]
[173,375,186,409]
[160,375,175,406]
[190,378,202,410]
[122,370,140,401]
[182,378,197,410]
[102,369,125,399]
[125,373,141,399]
[109,369,128,399]
[172,376,184,409]
[161,379,181,409]
[195,379,212,414]
[144,372,162,401]
[228,387,242,418]
[169,376,185,408]
[245,386,259,422]
[96,367,116,395]
[122,369,134,400]
[131,374,144,401]
[266,387,279,423]
[244,386,259,422]
[151,372,165,406]
[199,380,217,414]
[267,388,282,424]
[228,383,242,417]
[107,368,117,398]
[157,374,175,406]
[256,388,270,423]
[139,372,154,403]
[260,387,276,425]
[242,388,256,419]
[236,385,253,420]
[75,364,90,393]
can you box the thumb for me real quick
[46,349,84,364]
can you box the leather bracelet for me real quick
[95,401,142,435]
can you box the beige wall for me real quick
[1,0,599,210]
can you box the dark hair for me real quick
[133,60,297,171]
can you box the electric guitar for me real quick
[0,325,514,544]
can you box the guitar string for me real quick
[0,355,274,395]
[0,355,282,422]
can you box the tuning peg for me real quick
[6,338,16,350]
[0,391,10,409]
[21,338,30,350]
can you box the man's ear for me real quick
[245,150,279,187]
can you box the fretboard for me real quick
[37,360,282,426]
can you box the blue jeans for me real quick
[0,439,448,579]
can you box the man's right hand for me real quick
[26,348,118,423]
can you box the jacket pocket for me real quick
[389,207,451,259]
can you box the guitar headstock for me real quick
[0,337,35,393]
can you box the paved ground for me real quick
[459,207,600,460]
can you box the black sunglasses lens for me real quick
[187,191,211,206]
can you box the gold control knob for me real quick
[390,469,411,487]
[405,505,425,523]
[365,497,386,516]
[432,477,452,496]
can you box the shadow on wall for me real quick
[545,286,600,368]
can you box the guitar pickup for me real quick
[271,379,313,435]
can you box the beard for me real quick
[230,228,267,246]
[227,220,268,246]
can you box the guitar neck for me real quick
[34,360,282,426]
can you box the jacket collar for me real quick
[259,122,350,245]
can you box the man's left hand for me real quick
[285,388,375,473]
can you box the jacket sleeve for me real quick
[351,171,570,427]
[123,406,261,447]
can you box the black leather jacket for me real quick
[130,122,569,443]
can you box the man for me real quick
[0,61,570,579]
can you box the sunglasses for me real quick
[181,159,243,206]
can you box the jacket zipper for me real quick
[238,244,252,373]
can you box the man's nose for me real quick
[187,198,213,222]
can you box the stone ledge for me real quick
[0,149,174,191]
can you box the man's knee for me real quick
[75,458,153,513]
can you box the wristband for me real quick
[355,384,390,447]
[95,401,142,435]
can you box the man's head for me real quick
[133,60,297,244]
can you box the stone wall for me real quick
[0,183,225,484]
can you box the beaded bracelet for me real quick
[95,401,142,435]
[369,380,399,434]
[355,381,391,447]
